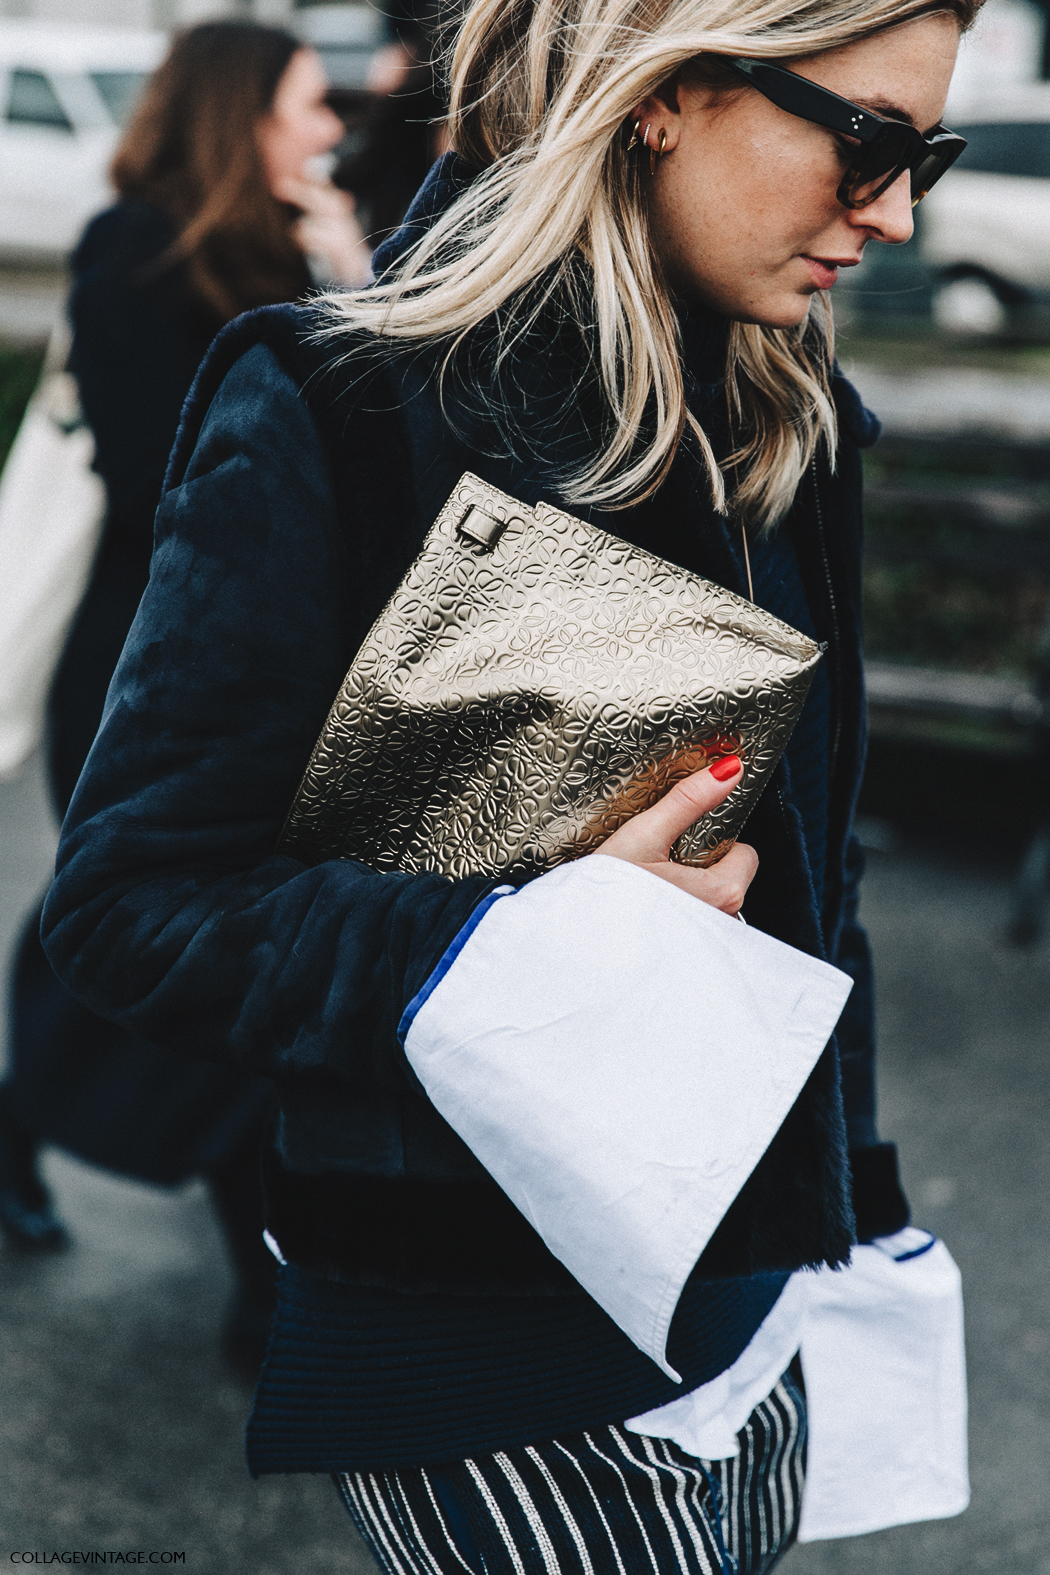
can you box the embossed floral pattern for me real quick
[279,474,822,877]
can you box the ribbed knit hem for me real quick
[246,1263,789,1474]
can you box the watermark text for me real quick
[10,1556,185,1566]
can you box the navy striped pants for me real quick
[335,1364,805,1574]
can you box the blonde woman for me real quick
[44,0,973,1566]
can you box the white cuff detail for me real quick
[402,854,853,1377]
[628,1227,969,1540]
[798,1230,970,1540]
[626,1272,812,1458]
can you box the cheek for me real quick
[663,124,824,267]
[727,126,835,239]
[288,109,338,160]
[282,117,326,174]
[657,150,798,287]
[651,107,848,310]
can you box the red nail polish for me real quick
[709,755,742,782]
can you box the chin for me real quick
[738,291,815,330]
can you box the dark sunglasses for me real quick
[729,56,967,209]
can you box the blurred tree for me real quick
[0,346,43,471]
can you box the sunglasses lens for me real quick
[841,129,966,209]
[910,153,942,204]
[845,162,902,207]
[910,137,965,203]
[839,123,907,206]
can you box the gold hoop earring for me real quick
[626,118,642,152]
[650,126,666,176]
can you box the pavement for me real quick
[788,818,1050,1575]
[843,359,1050,444]
[1,756,1048,1574]
[0,265,64,347]
[0,757,374,1574]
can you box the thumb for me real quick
[604,756,743,861]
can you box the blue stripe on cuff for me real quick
[890,1232,937,1263]
[397,885,516,1046]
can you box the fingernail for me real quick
[709,755,742,782]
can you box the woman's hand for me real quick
[273,174,374,288]
[597,756,758,916]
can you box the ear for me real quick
[629,76,684,154]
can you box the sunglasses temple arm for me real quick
[730,56,886,143]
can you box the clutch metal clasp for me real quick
[457,504,508,550]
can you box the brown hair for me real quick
[111,20,313,324]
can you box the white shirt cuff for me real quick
[401,854,853,1377]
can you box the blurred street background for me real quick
[0,0,1049,1570]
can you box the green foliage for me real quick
[862,443,1050,680]
[863,558,1050,678]
[0,345,44,473]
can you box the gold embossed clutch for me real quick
[278,472,823,877]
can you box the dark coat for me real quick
[52,202,217,808]
[41,159,907,1285]
[6,202,270,1186]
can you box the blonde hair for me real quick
[324,0,980,525]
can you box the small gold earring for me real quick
[626,118,642,151]
[650,126,666,175]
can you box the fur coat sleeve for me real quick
[41,341,495,1084]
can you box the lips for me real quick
[801,255,861,290]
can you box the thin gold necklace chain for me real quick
[740,519,754,603]
[723,380,755,603]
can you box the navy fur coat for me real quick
[42,158,907,1297]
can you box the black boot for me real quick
[0,1085,69,1252]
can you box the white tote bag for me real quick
[0,326,106,781]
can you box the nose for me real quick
[850,167,914,245]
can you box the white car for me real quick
[0,21,163,264]
[297,2,385,90]
[0,10,386,266]
[919,83,1050,332]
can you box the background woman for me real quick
[0,19,366,1377]
[43,0,973,1563]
